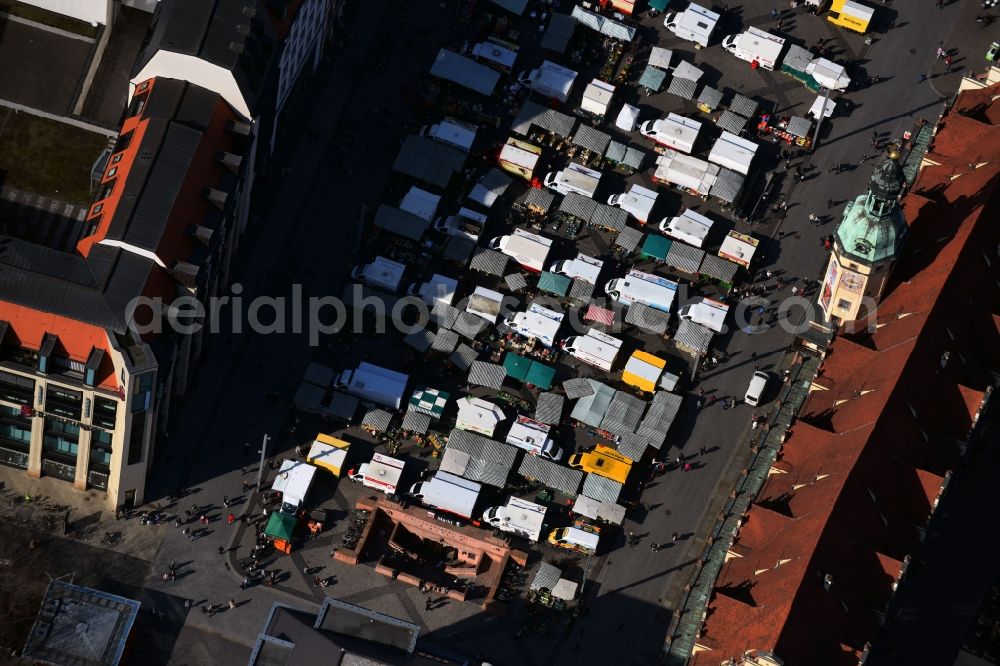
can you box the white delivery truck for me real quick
[349,453,405,494]
[607,184,659,224]
[408,471,481,520]
[561,328,623,372]
[334,362,409,410]
[506,415,563,460]
[505,303,564,347]
[420,117,478,153]
[678,297,730,333]
[409,274,458,306]
[518,60,578,103]
[722,27,787,70]
[482,497,547,542]
[659,208,715,248]
[664,3,720,48]
[351,256,406,293]
[605,270,678,313]
[640,113,703,154]
[433,207,486,243]
[489,229,553,272]
[549,253,604,285]
[543,162,603,198]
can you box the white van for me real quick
[543,163,603,198]
[745,371,769,407]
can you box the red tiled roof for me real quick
[693,82,1000,666]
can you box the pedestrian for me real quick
[936,0,944,7]
[808,213,819,225]
[750,351,758,363]
[771,7,779,17]
[425,599,433,611]
[218,545,225,555]
[228,599,236,610]
[945,55,953,73]
[860,154,870,164]
[241,465,247,475]
[241,577,248,590]
[628,530,636,545]
[672,532,679,542]
[792,286,799,296]
[227,513,236,525]
[936,45,945,59]
[870,130,879,146]
[700,445,707,456]
[827,199,834,210]
[919,72,927,83]
[183,527,192,540]
[184,599,191,609]
[683,462,693,472]
[754,361,760,370]
[650,542,661,552]
[765,270,773,279]
[223,496,230,508]
[200,514,208,525]
[174,518,182,528]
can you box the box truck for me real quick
[605,270,678,313]
[408,471,481,519]
[420,117,478,152]
[722,27,787,70]
[580,79,615,118]
[351,256,406,293]
[505,416,563,460]
[827,0,874,34]
[568,445,633,483]
[518,60,578,103]
[505,303,564,347]
[659,208,715,248]
[607,184,659,224]
[409,274,458,307]
[483,497,547,542]
[348,453,405,494]
[543,162,603,198]
[561,329,623,372]
[433,207,486,243]
[549,253,604,285]
[488,229,553,272]
[663,3,720,48]
[640,113,703,154]
[708,132,759,176]
[678,297,730,333]
[334,362,409,410]
[498,137,542,181]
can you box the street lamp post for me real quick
[812,84,833,151]
[256,433,271,492]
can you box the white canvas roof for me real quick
[271,459,317,507]
[428,118,477,152]
[662,208,714,247]
[707,132,759,176]
[472,40,518,70]
[399,187,441,221]
[364,453,405,492]
[719,231,759,268]
[455,396,506,436]
[806,58,851,90]
[616,103,640,131]
[654,151,719,195]
[810,94,836,119]
[499,143,540,171]
[419,274,458,306]
[672,60,703,82]
[660,113,702,153]
[648,46,672,70]
[509,303,564,346]
[582,79,615,114]
[467,286,505,323]
[624,353,663,386]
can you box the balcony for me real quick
[41,457,76,483]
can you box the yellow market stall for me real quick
[622,351,667,392]
[499,137,542,181]
[307,433,351,477]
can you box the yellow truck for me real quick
[498,137,542,181]
[568,445,633,483]
[622,350,667,393]
[547,521,601,554]
[826,0,874,33]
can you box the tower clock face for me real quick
[840,272,864,293]
[854,238,873,255]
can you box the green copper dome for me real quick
[835,157,908,265]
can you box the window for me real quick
[106,167,118,179]
[0,404,32,451]
[90,203,104,217]
[45,387,82,420]
[837,299,852,311]
[131,373,153,414]
[97,180,115,201]
[113,130,134,153]
[127,410,146,465]
[0,370,34,405]
[93,397,117,430]
[111,153,123,164]
[90,429,113,468]
[43,419,79,458]
[127,93,147,117]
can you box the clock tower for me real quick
[818,155,909,323]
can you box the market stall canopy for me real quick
[697,86,723,110]
[563,377,595,399]
[531,562,562,591]
[698,253,739,283]
[638,391,683,447]
[264,511,297,542]
[583,304,615,326]
[538,271,572,297]
[708,131,759,176]
[675,319,714,356]
[810,94,836,118]
[719,230,759,268]
[431,329,460,353]
[456,396,506,436]
[729,93,759,118]
[401,408,432,434]
[469,248,509,276]
[441,429,517,487]
[449,343,479,371]
[648,46,673,70]
[572,124,612,154]
[327,392,359,421]
[616,104,640,131]
[614,226,644,253]
[535,392,565,425]
[638,64,667,91]
[716,109,749,135]
[582,472,624,503]
[601,390,646,437]
[648,0,670,10]
[443,236,475,263]
[522,187,555,213]
[518,454,583,496]
[512,100,576,137]
[430,49,501,96]
[571,379,616,427]
[272,460,317,506]
[666,75,698,101]
[468,168,513,208]
[485,0,528,14]
[617,431,654,461]
[654,150,720,196]
[785,116,813,138]
[504,273,528,292]
[393,135,466,188]
[570,5,636,41]
[672,60,703,82]
[503,353,556,390]
[665,239,705,274]
[624,302,670,335]
[362,408,393,432]
[468,361,506,389]
[568,278,594,303]
[372,205,430,242]
[709,168,745,204]
[641,234,671,261]
[541,13,575,53]
[806,58,851,90]
[572,494,626,524]
[399,186,441,221]
[408,387,449,419]
[307,435,350,477]
[781,44,812,74]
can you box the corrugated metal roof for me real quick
[523,187,555,212]
[541,13,576,53]
[782,44,813,73]
[512,100,576,137]
[699,253,739,282]
[485,0,529,15]
[449,343,479,371]
[623,147,646,169]
[582,473,623,503]
[468,361,506,389]
[615,226,644,253]
[443,236,475,262]
[441,429,517,487]
[617,432,653,461]
[716,109,749,135]
[362,409,393,431]
[404,329,434,352]
[637,391,683,446]
[675,318,714,355]
[505,273,528,291]
[392,135,467,188]
[729,93,759,118]
[601,391,646,436]
[786,116,812,138]
[563,378,595,399]
[538,271,571,296]
[430,49,501,96]
[569,278,594,302]
[709,168,745,204]
[327,392,359,421]
[373,205,430,241]
[470,168,513,203]
[667,76,698,100]
[573,125,612,154]
[571,380,616,427]
[452,312,488,339]
[531,562,562,591]
[401,408,431,434]
[535,392,565,425]
[590,204,628,232]
[624,303,670,334]
[518,454,583,496]
[431,302,460,329]
[559,192,599,221]
[469,248,508,276]
[303,362,335,388]
[431,328,460,352]
[293,382,324,413]
[605,141,627,162]
[698,86,723,109]
[665,241,705,274]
